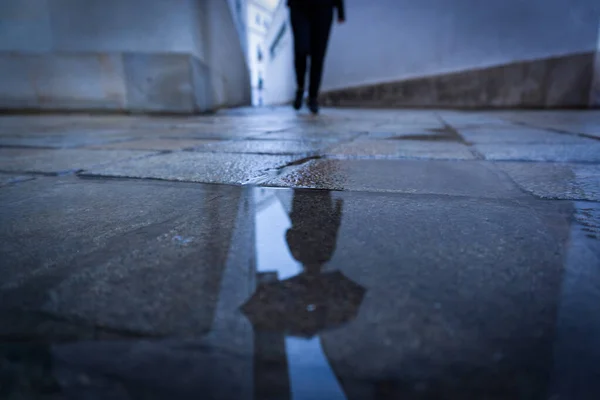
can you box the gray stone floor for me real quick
[0,108,599,399]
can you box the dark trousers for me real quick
[289,6,333,99]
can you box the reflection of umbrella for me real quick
[241,271,366,338]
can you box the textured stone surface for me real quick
[0,148,155,174]
[456,127,596,144]
[475,143,600,162]
[303,190,571,399]
[0,108,599,399]
[0,177,243,336]
[0,173,35,187]
[82,152,297,184]
[362,129,456,141]
[265,159,524,197]
[139,129,268,140]
[500,110,600,139]
[199,140,333,155]
[87,138,221,151]
[438,112,518,128]
[326,140,476,160]
[259,130,362,142]
[497,162,600,201]
[1,182,594,399]
[0,132,131,149]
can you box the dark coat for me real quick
[287,0,345,20]
[286,191,343,270]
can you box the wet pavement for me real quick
[0,108,599,399]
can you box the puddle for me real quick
[245,188,358,399]
[389,133,457,141]
[550,202,600,397]
[2,185,599,399]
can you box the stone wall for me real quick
[590,22,600,107]
[321,52,596,109]
[0,0,251,113]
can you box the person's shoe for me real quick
[293,90,304,110]
[308,98,319,114]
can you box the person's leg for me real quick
[308,7,334,110]
[290,6,310,104]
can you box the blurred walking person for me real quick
[288,0,345,114]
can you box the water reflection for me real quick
[287,190,343,275]
[244,189,365,400]
[0,344,60,398]
[2,185,598,399]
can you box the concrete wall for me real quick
[0,0,204,57]
[323,0,600,91]
[264,0,600,108]
[202,0,252,109]
[0,0,251,113]
[591,21,600,106]
[227,0,249,56]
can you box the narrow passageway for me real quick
[0,107,599,398]
[2,0,600,398]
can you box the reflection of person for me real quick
[287,0,346,114]
[286,190,343,275]
[0,344,60,397]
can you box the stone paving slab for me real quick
[290,123,378,133]
[0,135,133,149]
[475,143,600,163]
[572,203,600,241]
[0,115,151,130]
[457,127,594,144]
[0,148,157,174]
[1,108,600,399]
[0,182,582,399]
[361,128,455,140]
[0,173,36,187]
[316,190,571,397]
[258,129,363,142]
[118,129,268,140]
[264,159,525,197]
[497,162,600,201]
[373,122,447,131]
[325,139,476,160]
[439,112,517,127]
[82,152,297,184]
[499,110,600,139]
[0,177,243,336]
[0,127,128,136]
[87,138,221,151]
[0,309,144,342]
[198,139,333,155]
